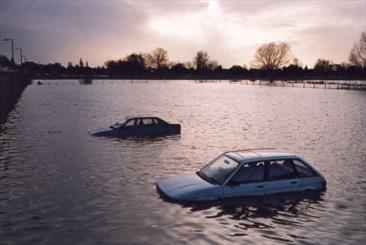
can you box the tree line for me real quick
[1,32,365,80]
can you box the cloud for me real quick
[0,0,146,64]
[139,0,366,66]
[0,0,365,67]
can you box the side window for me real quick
[143,118,153,125]
[268,159,296,180]
[231,161,265,184]
[294,160,315,177]
[136,119,144,126]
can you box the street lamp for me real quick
[3,38,14,64]
[15,47,23,64]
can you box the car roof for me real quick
[225,149,297,162]
[125,116,162,121]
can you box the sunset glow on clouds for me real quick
[0,0,365,67]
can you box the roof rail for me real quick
[229,148,277,153]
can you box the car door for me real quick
[119,118,138,136]
[222,161,266,198]
[266,159,299,194]
[134,118,151,135]
[140,118,159,135]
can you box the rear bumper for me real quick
[321,178,327,190]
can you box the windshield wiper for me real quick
[196,171,220,185]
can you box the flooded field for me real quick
[1,80,365,244]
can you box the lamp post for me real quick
[3,38,14,64]
[15,48,23,65]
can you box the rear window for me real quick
[157,118,168,125]
[293,160,315,177]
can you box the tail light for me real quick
[321,179,327,189]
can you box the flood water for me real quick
[1,80,365,244]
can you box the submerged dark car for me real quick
[90,117,181,137]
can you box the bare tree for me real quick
[194,51,210,71]
[125,53,145,67]
[150,48,168,69]
[208,60,219,71]
[313,58,334,73]
[253,42,292,70]
[79,58,84,68]
[292,57,302,67]
[185,61,194,69]
[349,32,366,68]
[142,53,153,69]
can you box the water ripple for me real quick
[0,80,365,244]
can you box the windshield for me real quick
[110,122,124,129]
[198,155,239,185]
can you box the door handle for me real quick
[256,185,264,188]
[291,181,298,184]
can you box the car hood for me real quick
[157,173,220,201]
[89,127,114,136]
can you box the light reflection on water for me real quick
[0,80,365,244]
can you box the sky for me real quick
[0,0,365,68]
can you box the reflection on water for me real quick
[181,192,324,235]
[154,190,326,243]
[0,80,365,245]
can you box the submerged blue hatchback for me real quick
[157,149,326,202]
